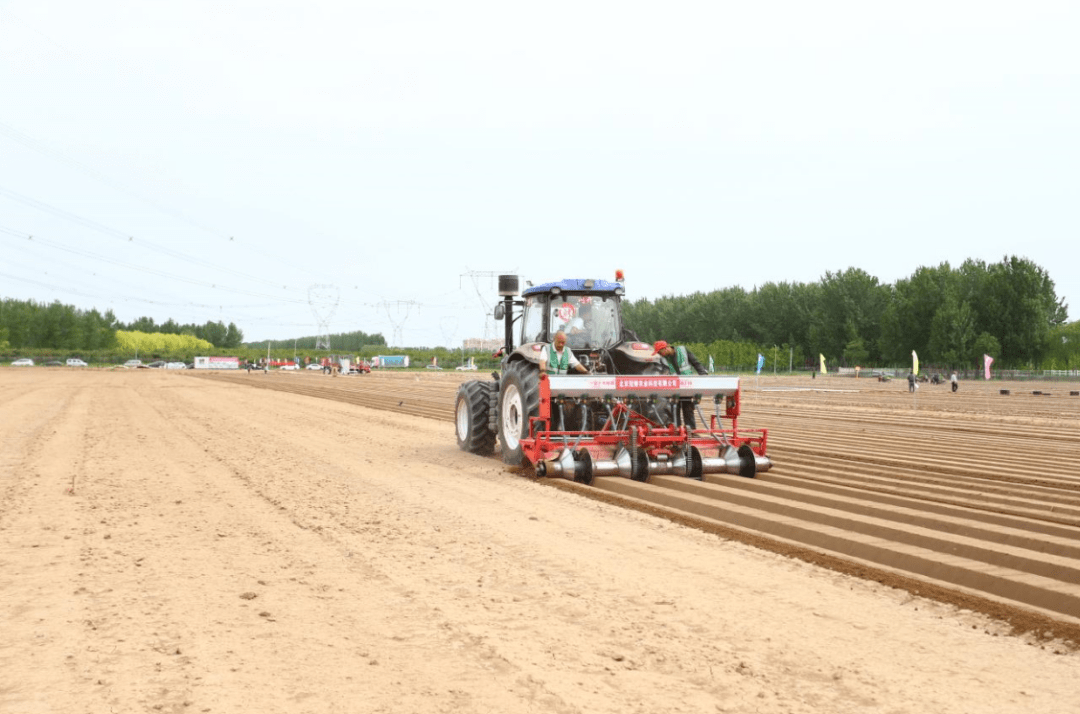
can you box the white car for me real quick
[11,358,34,367]
[279,363,299,371]
[66,358,89,367]
[124,359,143,368]
[165,362,187,370]
[455,364,478,371]
[306,363,324,370]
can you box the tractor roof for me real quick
[522,279,624,297]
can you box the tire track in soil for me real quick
[185,370,1080,647]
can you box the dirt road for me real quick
[1,369,1076,713]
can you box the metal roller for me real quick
[672,445,703,480]
[573,448,594,485]
[589,443,650,481]
[536,447,576,479]
[536,447,598,485]
[699,444,761,478]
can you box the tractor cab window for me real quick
[520,293,621,347]
[586,296,620,348]
[562,295,620,349]
[520,294,547,344]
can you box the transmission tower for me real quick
[308,284,339,351]
[440,317,458,349]
[462,268,517,342]
[380,300,418,348]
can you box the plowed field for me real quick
[2,368,1077,714]
[204,369,1080,630]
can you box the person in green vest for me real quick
[539,331,590,375]
[653,340,708,428]
[653,340,708,376]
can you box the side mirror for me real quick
[494,303,505,320]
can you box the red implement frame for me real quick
[522,374,769,481]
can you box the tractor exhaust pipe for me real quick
[498,275,518,355]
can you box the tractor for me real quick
[454,272,771,483]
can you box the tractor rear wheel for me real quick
[455,380,496,455]
[498,362,541,466]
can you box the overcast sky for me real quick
[2,1,1078,350]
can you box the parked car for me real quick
[10,358,34,367]
[306,363,324,370]
[123,359,143,368]
[279,363,299,371]
[43,360,64,367]
[425,364,443,370]
[66,358,89,367]
[455,364,478,371]
[147,360,166,369]
[165,362,187,370]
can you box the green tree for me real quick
[1044,321,1080,370]
[747,281,817,349]
[972,333,1001,371]
[810,268,887,364]
[223,322,244,348]
[127,316,159,332]
[200,320,229,347]
[879,263,958,364]
[843,336,870,367]
[928,293,976,366]
[975,256,1066,365]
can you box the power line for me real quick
[379,300,419,348]
[308,284,339,350]
[461,268,516,341]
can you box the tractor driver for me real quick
[565,301,593,347]
[539,330,590,375]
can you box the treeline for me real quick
[118,315,245,349]
[1,298,118,351]
[0,297,389,359]
[0,298,246,352]
[244,330,387,351]
[623,256,1077,371]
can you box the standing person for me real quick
[653,340,708,428]
[907,372,916,392]
[539,330,589,375]
[950,371,959,393]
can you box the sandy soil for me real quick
[1,369,1077,714]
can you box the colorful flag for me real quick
[912,350,919,376]
[819,353,826,374]
[984,354,994,380]
[756,353,765,374]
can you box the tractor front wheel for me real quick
[455,380,496,455]
[498,362,540,466]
